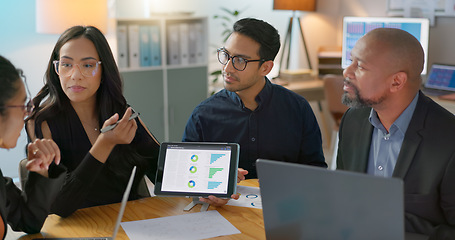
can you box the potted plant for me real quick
[210,7,246,95]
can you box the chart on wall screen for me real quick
[161,147,232,194]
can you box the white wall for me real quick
[427,17,455,66]
[0,1,60,178]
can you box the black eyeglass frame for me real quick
[0,100,34,114]
[217,48,266,71]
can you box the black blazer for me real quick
[337,92,455,239]
[0,167,64,238]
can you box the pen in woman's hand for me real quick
[100,111,139,133]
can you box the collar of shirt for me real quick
[226,77,272,111]
[368,91,420,136]
[366,92,419,177]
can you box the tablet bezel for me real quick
[154,142,239,198]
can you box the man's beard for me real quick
[341,78,385,108]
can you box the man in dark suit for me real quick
[337,28,455,238]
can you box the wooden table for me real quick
[17,179,264,240]
[11,177,431,240]
[432,97,455,115]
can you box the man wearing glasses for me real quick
[182,18,327,205]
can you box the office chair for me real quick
[18,158,28,190]
[322,74,349,169]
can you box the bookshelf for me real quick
[116,16,209,142]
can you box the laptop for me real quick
[422,63,455,96]
[34,166,137,240]
[256,159,404,240]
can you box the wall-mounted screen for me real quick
[342,16,430,74]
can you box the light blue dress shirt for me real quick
[367,92,419,177]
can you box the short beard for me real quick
[342,79,385,109]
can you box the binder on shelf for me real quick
[150,25,161,66]
[179,23,189,65]
[193,22,205,64]
[167,24,180,65]
[128,24,140,68]
[117,24,128,68]
[139,25,152,67]
[188,22,197,64]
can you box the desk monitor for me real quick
[154,142,239,198]
[342,16,430,74]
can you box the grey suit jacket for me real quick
[337,92,455,239]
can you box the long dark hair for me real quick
[29,25,125,124]
[27,26,147,178]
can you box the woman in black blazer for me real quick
[0,55,64,238]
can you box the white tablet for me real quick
[154,142,240,198]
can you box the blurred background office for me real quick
[1,0,455,179]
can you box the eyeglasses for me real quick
[0,99,34,118]
[53,59,102,77]
[217,48,265,71]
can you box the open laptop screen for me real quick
[32,166,137,240]
[256,159,404,240]
[424,64,455,91]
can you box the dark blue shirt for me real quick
[182,78,327,178]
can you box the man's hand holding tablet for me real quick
[198,168,248,206]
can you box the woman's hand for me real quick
[99,107,137,146]
[90,107,138,163]
[26,139,61,176]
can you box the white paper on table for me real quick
[226,185,262,209]
[121,210,240,240]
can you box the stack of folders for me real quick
[117,24,162,69]
[167,21,205,66]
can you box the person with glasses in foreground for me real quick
[26,26,160,218]
[337,28,455,238]
[182,18,327,206]
[0,55,65,237]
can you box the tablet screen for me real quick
[154,142,239,198]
